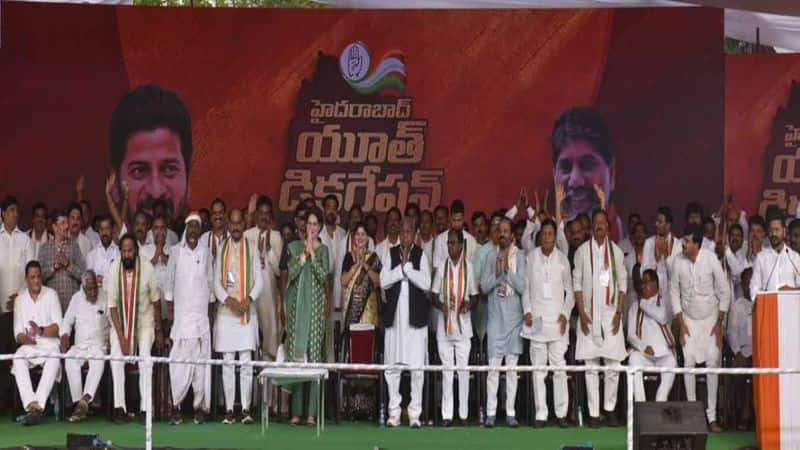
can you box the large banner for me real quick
[0,4,724,232]
[726,54,800,218]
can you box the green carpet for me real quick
[0,417,756,450]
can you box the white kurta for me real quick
[86,243,120,291]
[62,289,109,402]
[139,243,170,319]
[723,244,750,307]
[750,245,800,296]
[379,252,431,367]
[244,227,283,358]
[0,226,34,313]
[213,238,263,353]
[727,296,753,358]
[640,234,681,320]
[572,238,628,361]
[505,205,540,254]
[375,236,401,269]
[434,229,478,269]
[521,247,574,343]
[627,296,676,403]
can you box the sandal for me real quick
[289,416,301,426]
[307,416,316,426]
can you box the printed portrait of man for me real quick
[109,84,193,226]
[551,106,623,241]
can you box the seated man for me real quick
[13,261,63,426]
[627,269,676,402]
[60,270,109,423]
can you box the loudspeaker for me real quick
[634,401,708,450]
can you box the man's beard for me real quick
[101,236,112,248]
[122,257,136,270]
[771,236,783,249]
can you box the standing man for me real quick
[750,215,800,296]
[39,209,86,311]
[641,207,681,315]
[522,219,573,428]
[417,210,436,270]
[244,196,283,361]
[166,213,214,425]
[27,202,51,259]
[85,215,119,292]
[480,217,526,428]
[67,203,93,259]
[12,261,62,426]
[670,225,729,432]
[375,207,402,264]
[434,205,449,236]
[573,209,627,427]
[213,209,263,425]
[200,199,228,261]
[379,217,431,428]
[61,271,109,423]
[431,229,478,426]
[107,233,162,422]
[434,200,477,271]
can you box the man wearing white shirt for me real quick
[431,229,478,426]
[627,269,676,402]
[107,234,163,422]
[379,218,431,428]
[244,196,283,361]
[13,261,62,426]
[623,222,647,327]
[728,267,754,430]
[28,202,51,259]
[166,213,214,425]
[750,215,800,296]
[67,203,93,260]
[685,202,715,252]
[140,216,171,324]
[375,207,402,265]
[504,189,540,254]
[671,225,729,432]
[722,223,750,304]
[522,219,573,428]
[640,207,681,317]
[417,210,435,269]
[618,214,641,257]
[85,215,119,292]
[60,271,109,423]
[0,196,35,368]
[199,198,228,261]
[573,209,627,427]
[434,200,477,271]
[213,209,263,425]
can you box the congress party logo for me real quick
[339,41,406,96]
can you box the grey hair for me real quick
[82,270,97,286]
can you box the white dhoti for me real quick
[576,308,626,419]
[487,355,519,418]
[64,345,105,403]
[628,351,676,402]
[530,337,569,421]
[12,345,61,411]
[169,333,211,412]
[682,314,721,422]
[437,337,471,421]
[109,327,154,413]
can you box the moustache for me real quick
[122,257,136,270]
[137,197,174,217]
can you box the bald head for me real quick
[228,208,244,242]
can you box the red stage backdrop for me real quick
[726,54,800,219]
[0,4,724,231]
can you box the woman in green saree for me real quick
[284,208,329,426]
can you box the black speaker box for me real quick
[634,401,708,450]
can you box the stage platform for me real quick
[0,416,756,450]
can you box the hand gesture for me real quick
[459,299,471,314]
[120,180,129,200]
[248,194,258,217]
[60,335,70,354]
[517,188,529,211]
[76,175,85,197]
[558,314,568,335]
[523,312,533,327]
[6,293,17,312]
[644,346,654,357]
[105,172,116,196]
[555,184,566,207]
[56,251,68,269]
[593,184,606,210]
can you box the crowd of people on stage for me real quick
[2,181,796,430]
[0,86,795,430]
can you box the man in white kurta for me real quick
[13,262,62,425]
[627,269,676,402]
[243,198,283,361]
[107,236,162,420]
[480,218,526,428]
[431,230,478,425]
[166,214,214,424]
[573,210,627,427]
[728,267,754,430]
[670,226,729,431]
[85,216,119,292]
[522,219,574,427]
[433,200,477,270]
[750,215,800,296]
[213,209,263,424]
[139,216,171,323]
[380,218,431,428]
[61,271,109,422]
[640,207,681,319]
